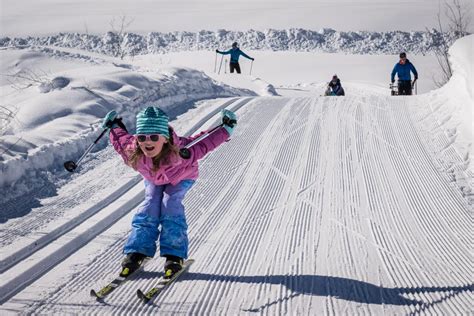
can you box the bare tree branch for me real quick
[1,68,51,91]
[108,15,135,59]
[431,0,471,87]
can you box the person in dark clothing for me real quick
[216,42,254,74]
[327,75,345,96]
[391,52,418,95]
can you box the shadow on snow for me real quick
[137,271,472,309]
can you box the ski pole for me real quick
[224,59,227,74]
[179,116,236,159]
[64,128,109,172]
[249,60,253,75]
[218,55,224,74]
[214,52,218,73]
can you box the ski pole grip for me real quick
[179,148,191,159]
[223,116,237,128]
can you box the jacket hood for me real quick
[168,126,180,146]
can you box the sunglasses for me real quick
[136,134,162,142]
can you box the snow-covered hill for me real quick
[1,28,462,56]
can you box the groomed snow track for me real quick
[1,95,471,315]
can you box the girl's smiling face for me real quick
[136,134,168,158]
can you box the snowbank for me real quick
[0,58,254,189]
[412,35,473,201]
[447,35,473,142]
[0,29,461,56]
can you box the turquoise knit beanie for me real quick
[135,107,170,138]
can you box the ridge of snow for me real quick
[251,77,280,96]
[0,28,464,56]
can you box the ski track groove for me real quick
[362,98,470,314]
[391,101,471,278]
[393,100,472,313]
[203,102,295,314]
[0,152,133,247]
[185,97,294,315]
[4,95,472,315]
[372,105,438,312]
[384,102,470,288]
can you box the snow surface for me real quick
[0,0,472,314]
[1,92,472,315]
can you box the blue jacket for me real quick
[217,48,253,63]
[391,59,418,82]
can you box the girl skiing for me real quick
[102,106,237,277]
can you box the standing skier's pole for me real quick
[412,79,417,95]
[214,52,218,73]
[64,128,109,172]
[218,55,224,74]
[249,60,254,75]
[224,59,227,74]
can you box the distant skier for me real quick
[391,52,418,95]
[326,74,345,96]
[216,42,254,74]
[102,107,237,278]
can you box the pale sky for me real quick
[1,0,472,36]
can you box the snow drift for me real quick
[0,28,462,56]
[410,34,473,202]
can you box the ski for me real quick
[137,259,195,303]
[90,260,148,300]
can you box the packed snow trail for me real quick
[1,95,471,315]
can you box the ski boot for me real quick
[164,255,184,279]
[121,252,147,276]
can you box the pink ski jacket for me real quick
[110,126,230,185]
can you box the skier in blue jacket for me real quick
[391,52,418,95]
[216,42,254,74]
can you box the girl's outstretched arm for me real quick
[180,127,230,161]
[179,109,237,161]
[109,127,136,164]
